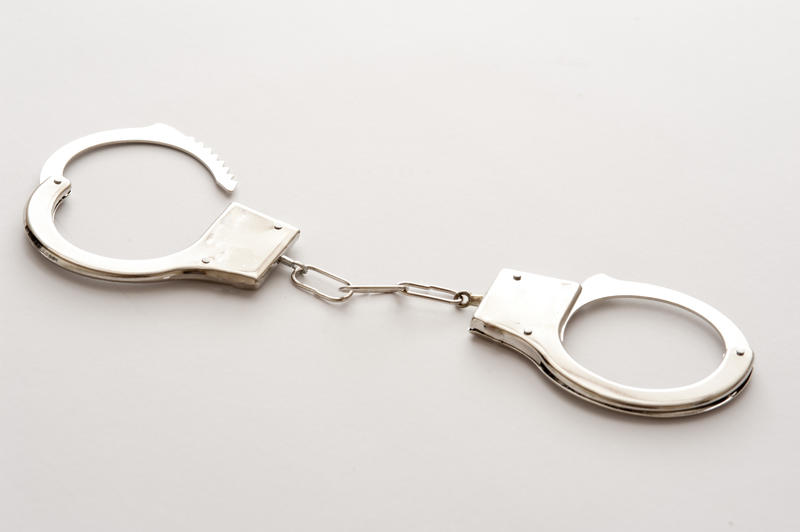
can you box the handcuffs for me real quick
[24,124,754,417]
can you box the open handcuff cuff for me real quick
[25,124,754,417]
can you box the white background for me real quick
[1,2,798,530]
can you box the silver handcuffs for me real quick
[25,124,754,417]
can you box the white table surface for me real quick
[1,2,797,530]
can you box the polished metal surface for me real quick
[279,256,355,303]
[39,123,238,191]
[398,282,474,307]
[25,124,299,288]
[470,269,753,417]
[279,255,482,306]
[25,125,755,417]
[346,284,408,294]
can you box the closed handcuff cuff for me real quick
[25,124,754,417]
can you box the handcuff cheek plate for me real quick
[470,269,753,417]
[25,177,298,289]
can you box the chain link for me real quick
[278,255,482,308]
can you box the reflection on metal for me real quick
[471,269,753,417]
[25,125,755,417]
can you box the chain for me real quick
[278,255,482,308]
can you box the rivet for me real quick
[274,224,283,230]
[201,257,211,264]
[53,177,62,184]
[524,329,532,335]
[735,348,746,356]
[513,274,522,281]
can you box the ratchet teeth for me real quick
[149,123,237,192]
[40,123,240,192]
